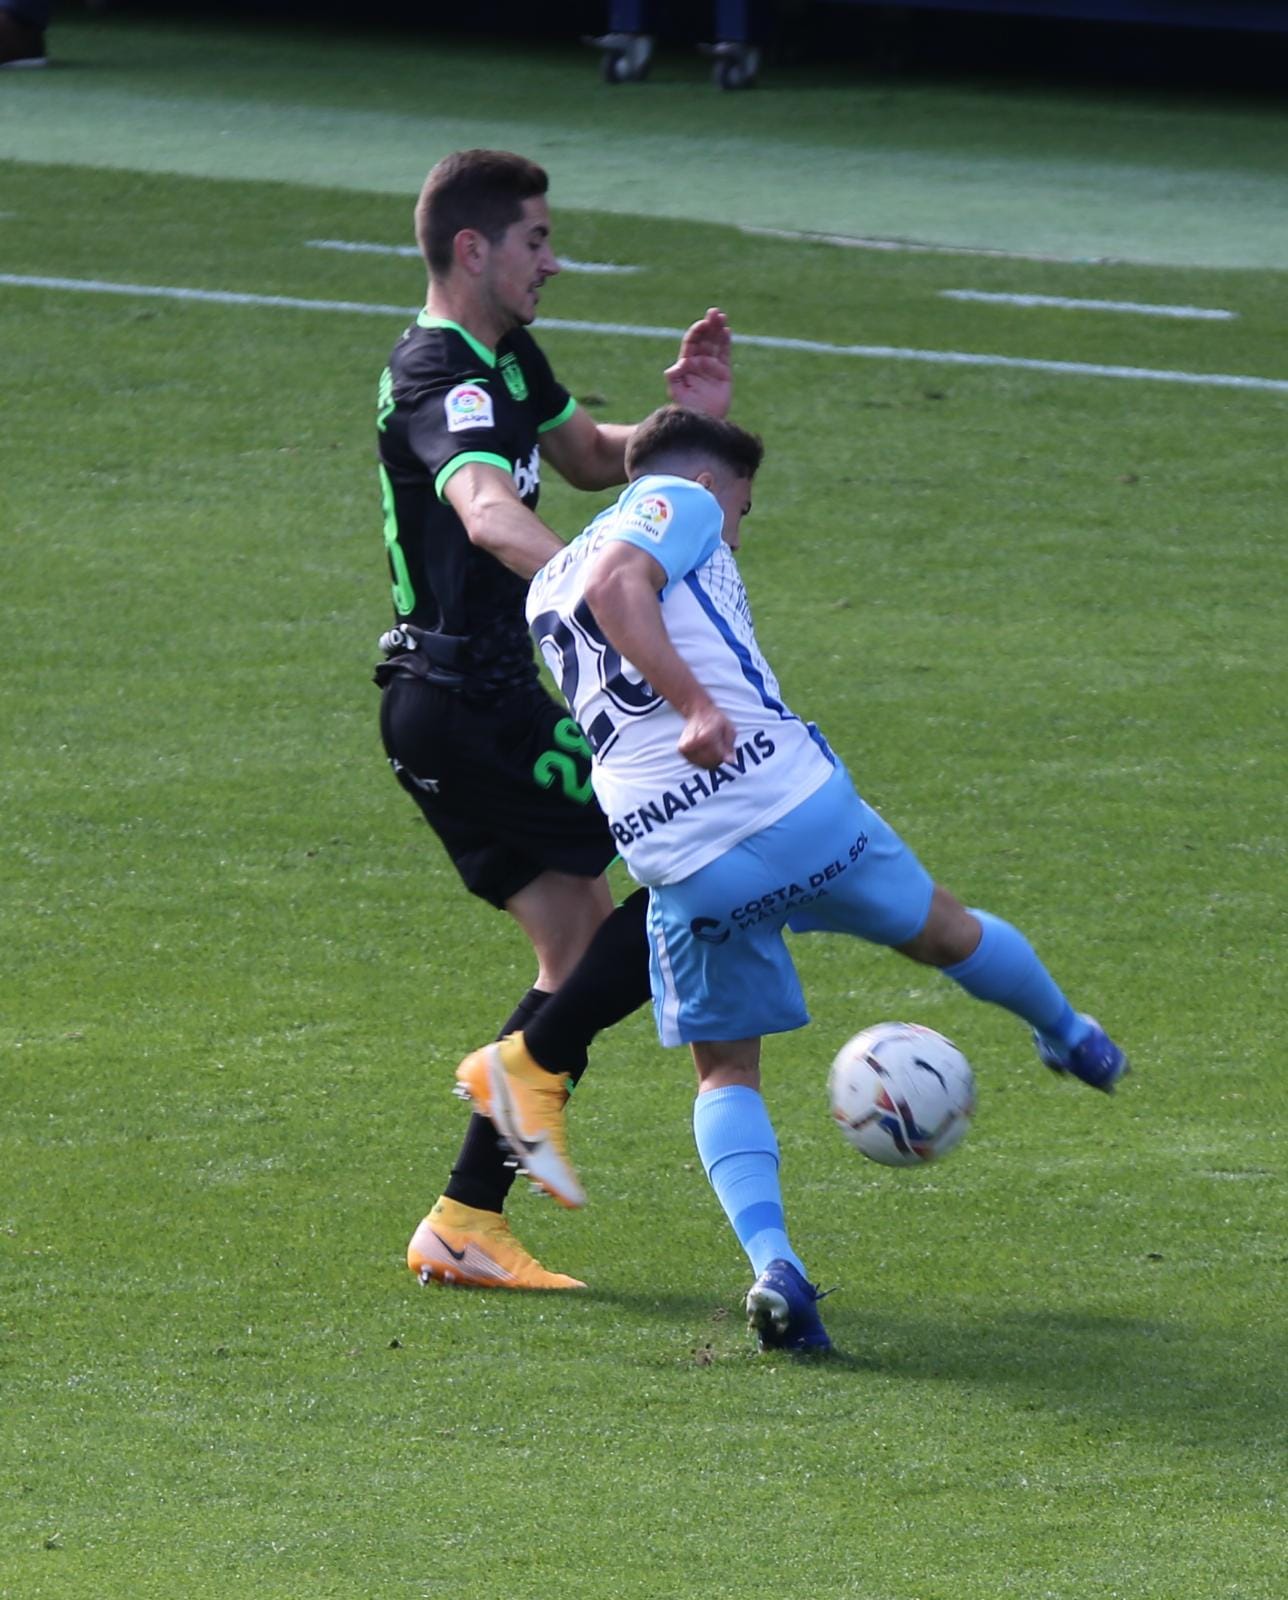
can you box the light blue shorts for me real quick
[647,763,934,1046]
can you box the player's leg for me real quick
[444,690,634,1209]
[442,982,553,1214]
[522,886,652,1081]
[380,677,548,1224]
[505,869,615,993]
[381,676,612,1280]
[785,766,1126,1091]
[454,869,615,1210]
[456,867,627,1210]
[454,885,654,1208]
[896,887,1127,1090]
[690,1037,798,1274]
[690,1039,831,1355]
[649,853,830,1352]
[407,977,589,1291]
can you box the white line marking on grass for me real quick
[307,238,419,258]
[543,315,1286,394]
[741,225,1102,264]
[0,273,410,317]
[941,289,1237,321]
[3,273,1286,395]
[556,259,642,275]
[306,239,641,274]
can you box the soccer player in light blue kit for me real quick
[526,406,1128,1354]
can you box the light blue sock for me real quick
[944,910,1089,1049]
[692,1084,807,1279]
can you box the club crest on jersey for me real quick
[445,382,494,432]
[621,492,673,542]
[499,352,529,401]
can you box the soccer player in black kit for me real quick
[375,149,732,1288]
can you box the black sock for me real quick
[497,986,552,1041]
[524,889,652,1084]
[443,987,552,1213]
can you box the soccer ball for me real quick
[828,1022,975,1167]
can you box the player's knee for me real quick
[692,1039,761,1091]
[897,887,980,968]
[509,873,612,985]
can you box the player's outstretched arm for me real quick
[543,308,732,492]
[584,543,736,770]
[664,307,732,419]
[442,460,565,580]
[541,405,634,491]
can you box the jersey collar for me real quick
[416,312,497,369]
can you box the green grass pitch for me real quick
[1,13,1285,1599]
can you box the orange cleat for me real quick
[454,1033,585,1208]
[406,1197,585,1291]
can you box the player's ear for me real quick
[453,228,487,276]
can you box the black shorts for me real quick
[379,672,617,908]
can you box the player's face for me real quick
[483,197,561,330]
[712,474,754,550]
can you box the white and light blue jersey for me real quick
[526,474,835,886]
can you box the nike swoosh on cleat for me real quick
[506,1132,546,1157]
[487,1058,543,1155]
[430,1231,467,1262]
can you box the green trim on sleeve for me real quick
[435,450,511,501]
[416,312,497,368]
[537,396,578,434]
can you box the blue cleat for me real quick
[745,1259,832,1354]
[1035,1015,1129,1093]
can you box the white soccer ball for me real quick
[829,1022,975,1167]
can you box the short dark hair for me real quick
[414,149,550,278]
[626,406,764,483]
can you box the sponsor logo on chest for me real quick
[513,444,541,501]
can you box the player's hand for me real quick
[665,307,732,419]
[678,702,737,770]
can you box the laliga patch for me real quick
[621,492,673,542]
[445,382,494,433]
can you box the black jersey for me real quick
[376,314,576,692]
